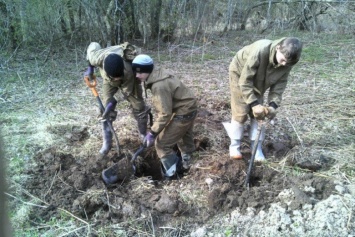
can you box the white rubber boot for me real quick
[249,119,266,161]
[223,120,244,159]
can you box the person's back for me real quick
[146,67,197,117]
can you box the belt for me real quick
[173,110,197,121]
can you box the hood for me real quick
[145,67,173,86]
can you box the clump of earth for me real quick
[20,109,354,236]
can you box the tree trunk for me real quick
[67,0,75,32]
[20,0,27,42]
[150,0,162,39]
[223,0,237,32]
[104,0,115,46]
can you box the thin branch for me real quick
[286,116,304,148]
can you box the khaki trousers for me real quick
[155,116,196,159]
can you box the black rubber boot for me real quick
[102,163,119,185]
[181,153,192,170]
[161,154,183,179]
[99,121,112,155]
[133,108,149,140]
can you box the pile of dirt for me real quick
[21,112,341,236]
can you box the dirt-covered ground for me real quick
[1,31,355,236]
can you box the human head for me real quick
[104,54,124,79]
[132,54,154,82]
[277,37,303,66]
[132,54,154,73]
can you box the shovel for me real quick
[130,145,145,173]
[245,120,265,188]
[101,145,145,184]
[101,113,177,184]
[84,75,121,155]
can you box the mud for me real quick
[21,112,336,236]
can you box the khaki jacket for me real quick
[145,67,197,134]
[86,42,139,98]
[229,37,294,106]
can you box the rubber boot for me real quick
[161,154,180,178]
[133,109,148,141]
[181,153,192,170]
[249,119,266,161]
[99,121,112,155]
[223,120,244,159]
[101,163,119,184]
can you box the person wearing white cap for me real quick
[132,54,198,179]
[84,42,150,156]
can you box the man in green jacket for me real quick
[84,42,150,155]
[133,54,198,178]
[223,37,303,161]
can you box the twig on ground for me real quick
[286,117,304,148]
[149,211,155,236]
[5,192,48,208]
[44,169,59,199]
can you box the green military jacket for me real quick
[145,67,197,134]
[229,37,294,106]
[86,42,139,99]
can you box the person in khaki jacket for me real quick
[84,42,150,155]
[132,54,198,179]
[224,37,303,161]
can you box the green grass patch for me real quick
[302,45,328,63]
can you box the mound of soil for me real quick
[22,113,337,236]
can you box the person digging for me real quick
[223,37,303,161]
[84,42,151,156]
[102,54,198,184]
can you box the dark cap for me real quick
[104,54,124,78]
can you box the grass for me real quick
[1,30,354,236]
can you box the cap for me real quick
[104,54,124,78]
[132,54,154,73]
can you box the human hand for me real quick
[102,98,117,121]
[266,106,277,119]
[84,65,94,77]
[143,132,155,148]
[252,104,267,120]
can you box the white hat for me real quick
[132,54,154,73]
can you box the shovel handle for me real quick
[84,75,99,97]
[245,120,265,188]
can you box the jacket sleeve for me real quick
[150,83,174,134]
[238,51,261,104]
[268,71,289,106]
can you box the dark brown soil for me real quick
[22,111,335,236]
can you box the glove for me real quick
[143,132,155,148]
[266,106,277,119]
[84,65,94,77]
[102,97,117,121]
[252,104,267,120]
